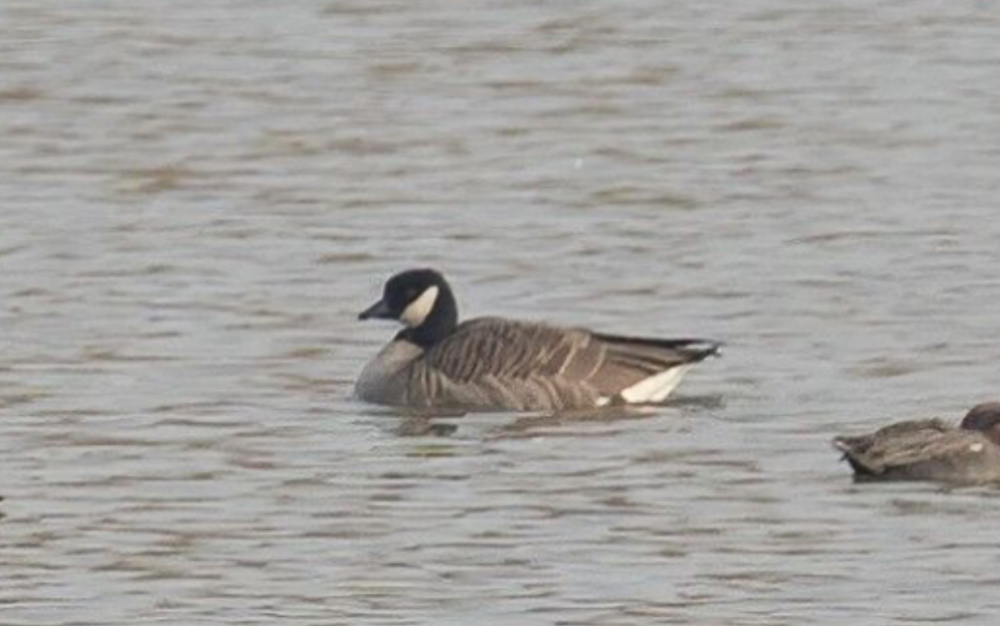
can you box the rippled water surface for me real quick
[3,0,1000,623]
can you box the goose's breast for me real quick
[355,340,423,404]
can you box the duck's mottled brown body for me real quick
[833,403,1000,484]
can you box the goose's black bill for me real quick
[359,299,392,320]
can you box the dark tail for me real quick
[593,334,722,363]
[832,436,878,476]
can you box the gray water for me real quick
[3,0,1000,623]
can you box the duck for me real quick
[832,402,1000,484]
[354,268,721,411]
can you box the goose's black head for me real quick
[358,268,459,347]
[960,402,1000,445]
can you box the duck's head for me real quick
[359,268,458,346]
[960,402,1000,444]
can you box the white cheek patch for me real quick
[400,285,439,327]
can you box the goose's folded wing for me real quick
[586,333,719,395]
[419,318,599,383]
[421,318,718,394]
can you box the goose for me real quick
[832,402,1000,484]
[354,268,720,411]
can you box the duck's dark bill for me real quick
[359,299,392,320]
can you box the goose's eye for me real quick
[405,288,417,299]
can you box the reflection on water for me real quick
[3,0,1000,623]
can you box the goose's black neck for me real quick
[395,286,458,349]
